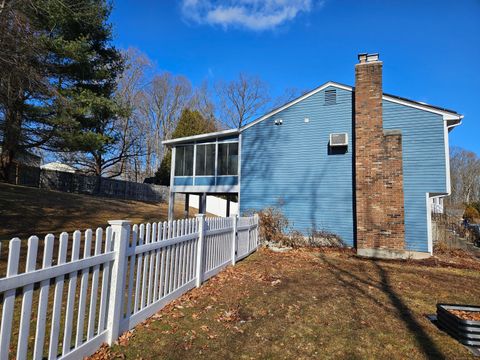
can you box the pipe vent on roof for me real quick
[324,89,336,106]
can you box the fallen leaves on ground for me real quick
[89,247,480,360]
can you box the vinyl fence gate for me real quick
[0,214,259,360]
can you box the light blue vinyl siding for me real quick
[383,100,447,252]
[173,177,193,186]
[217,176,238,186]
[240,87,354,245]
[239,87,448,253]
[192,176,238,186]
[194,177,215,186]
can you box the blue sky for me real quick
[110,0,480,154]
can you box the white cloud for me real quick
[181,0,317,31]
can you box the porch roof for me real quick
[162,128,239,146]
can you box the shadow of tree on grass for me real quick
[318,254,446,360]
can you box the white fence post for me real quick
[254,213,259,248]
[231,215,238,265]
[106,220,131,345]
[195,214,205,288]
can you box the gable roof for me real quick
[163,81,463,146]
[242,81,462,130]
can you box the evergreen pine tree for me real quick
[155,109,217,185]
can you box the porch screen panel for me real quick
[218,142,238,176]
[229,143,238,175]
[195,144,215,176]
[184,145,193,175]
[174,145,194,176]
[174,147,184,176]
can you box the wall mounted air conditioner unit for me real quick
[329,133,348,147]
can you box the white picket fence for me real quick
[0,214,258,360]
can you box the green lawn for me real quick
[91,248,480,359]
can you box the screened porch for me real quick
[171,137,239,193]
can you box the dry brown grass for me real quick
[91,248,480,360]
[0,182,193,242]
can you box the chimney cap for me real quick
[358,52,380,64]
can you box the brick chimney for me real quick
[354,53,406,256]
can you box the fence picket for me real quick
[87,228,103,340]
[76,229,92,347]
[16,236,39,359]
[153,222,162,301]
[63,230,81,356]
[134,224,145,312]
[48,232,68,360]
[169,221,177,293]
[179,220,185,288]
[164,222,172,297]
[147,223,156,305]
[97,226,112,333]
[175,220,182,289]
[159,222,167,298]
[33,234,54,360]
[191,219,197,281]
[126,225,138,317]
[0,238,21,360]
[141,223,150,309]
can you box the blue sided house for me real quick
[163,53,462,259]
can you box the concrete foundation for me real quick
[357,248,431,260]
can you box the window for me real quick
[195,144,215,176]
[218,142,238,176]
[174,145,193,176]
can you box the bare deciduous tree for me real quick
[215,73,270,128]
[144,73,192,170]
[114,48,153,181]
[450,146,480,204]
[189,81,216,123]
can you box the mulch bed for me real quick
[449,309,480,322]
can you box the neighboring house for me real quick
[163,53,462,259]
[41,162,76,173]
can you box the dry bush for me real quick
[432,212,480,250]
[463,205,480,223]
[434,240,477,258]
[281,230,305,248]
[308,229,345,247]
[471,201,480,214]
[254,207,344,249]
[255,207,289,244]
[281,229,345,249]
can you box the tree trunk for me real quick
[0,106,22,182]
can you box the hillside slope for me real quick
[0,182,190,241]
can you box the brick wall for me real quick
[354,57,405,250]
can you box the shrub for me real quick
[253,207,345,249]
[308,229,345,247]
[256,207,289,243]
[463,205,480,223]
[470,201,480,215]
[282,230,306,248]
